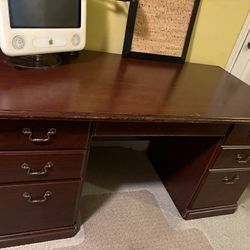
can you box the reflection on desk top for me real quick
[0,50,249,123]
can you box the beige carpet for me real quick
[59,191,212,250]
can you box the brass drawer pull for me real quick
[22,128,56,143]
[223,175,240,185]
[236,153,250,164]
[22,191,52,204]
[21,162,53,176]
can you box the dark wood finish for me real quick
[0,51,250,246]
[0,118,91,247]
[224,124,250,146]
[0,224,78,248]
[147,137,250,219]
[0,120,91,150]
[0,150,86,183]
[212,148,250,169]
[190,169,250,209]
[0,180,81,235]
[183,204,237,220]
[94,122,230,137]
[147,137,222,217]
[0,51,249,123]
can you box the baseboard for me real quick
[0,223,78,249]
[182,204,238,220]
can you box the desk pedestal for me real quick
[148,131,250,219]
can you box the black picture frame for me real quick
[122,0,201,63]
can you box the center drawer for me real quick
[0,150,86,183]
[0,180,81,235]
[0,120,91,150]
[94,122,230,137]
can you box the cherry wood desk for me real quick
[0,51,250,248]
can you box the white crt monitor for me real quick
[0,0,86,56]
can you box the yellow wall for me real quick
[86,0,129,55]
[85,0,250,68]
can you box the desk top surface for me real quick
[0,50,250,124]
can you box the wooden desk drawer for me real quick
[0,180,81,235]
[94,122,230,137]
[225,124,250,146]
[213,148,250,169]
[0,150,86,183]
[190,169,250,209]
[0,120,90,150]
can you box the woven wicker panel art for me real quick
[123,0,200,62]
[131,0,195,57]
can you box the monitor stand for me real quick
[2,54,61,69]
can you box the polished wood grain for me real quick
[183,204,237,220]
[212,148,250,169]
[94,122,230,137]
[224,124,250,146]
[0,150,86,183]
[0,120,91,150]
[0,50,250,247]
[0,224,78,249]
[0,180,81,235]
[190,169,250,209]
[147,137,222,219]
[0,51,250,123]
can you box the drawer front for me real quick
[213,148,250,169]
[0,120,90,150]
[190,170,250,209]
[0,180,81,235]
[94,122,230,137]
[0,150,86,183]
[225,124,250,146]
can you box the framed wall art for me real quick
[122,0,201,63]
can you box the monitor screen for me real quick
[8,0,81,28]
